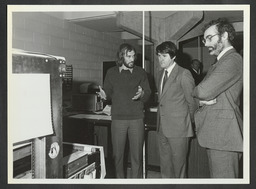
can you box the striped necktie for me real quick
[162,70,168,92]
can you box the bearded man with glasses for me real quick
[192,18,243,178]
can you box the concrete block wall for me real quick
[12,12,124,89]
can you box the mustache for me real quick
[207,46,216,52]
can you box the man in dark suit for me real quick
[192,18,243,178]
[156,41,197,178]
[189,59,204,85]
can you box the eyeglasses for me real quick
[202,34,219,44]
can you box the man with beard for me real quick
[98,43,151,178]
[192,18,243,178]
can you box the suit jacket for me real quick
[157,64,197,138]
[193,48,243,152]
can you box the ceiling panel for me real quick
[71,16,123,32]
[45,11,243,41]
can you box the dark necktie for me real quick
[162,70,168,92]
[212,58,218,65]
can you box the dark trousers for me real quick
[111,119,144,178]
[157,131,189,178]
[206,148,242,178]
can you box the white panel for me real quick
[9,74,54,143]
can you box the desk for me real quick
[63,113,112,160]
[69,114,111,121]
[63,112,157,179]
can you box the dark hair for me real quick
[203,18,236,45]
[156,41,177,59]
[116,43,136,66]
[191,59,201,65]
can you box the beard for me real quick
[208,38,224,56]
[124,61,134,68]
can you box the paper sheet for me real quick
[9,74,54,143]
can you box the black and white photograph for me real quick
[2,2,254,188]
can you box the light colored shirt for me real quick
[192,68,200,74]
[217,46,234,60]
[119,65,133,73]
[161,62,176,92]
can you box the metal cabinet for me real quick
[12,49,65,178]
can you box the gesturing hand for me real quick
[132,86,144,100]
[97,85,107,100]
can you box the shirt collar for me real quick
[192,68,200,74]
[165,62,176,76]
[217,46,234,60]
[119,65,133,73]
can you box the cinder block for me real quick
[63,39,76,50]
[47,26,69,39]
[41,45,68,58]
[75,25,86,35]
[49,16,64,28]
[82,35,92,45]
[24,42,43,52]
[50,36,64,48]
[79,69,91,78]
[28,12,50,24]
[34,33,50,45]
[82,27,95,37]
[90,69,101,78]
[76,42,86,52]
[25,19,48,34]
[63,22,76,33]
[12,16,25,29]
[12,39,25,49]
[69,32,84,42]
[13,28,33,42]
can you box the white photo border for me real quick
[7,4,250,185]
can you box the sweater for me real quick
[103,65,151,120]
